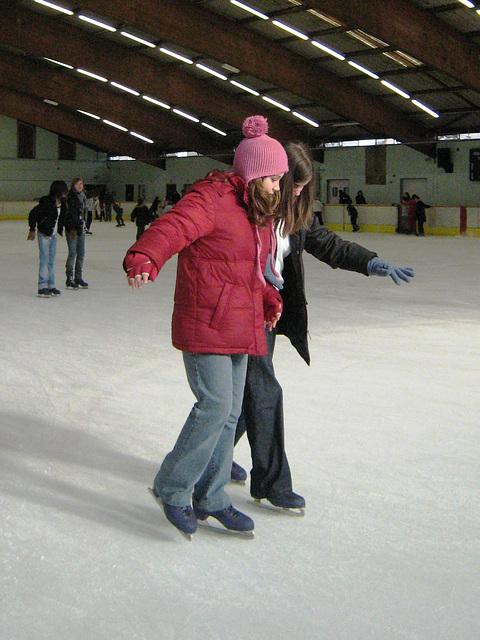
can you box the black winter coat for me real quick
[28,195,65,237]
[65,190,86,235]
[276,215,377,364]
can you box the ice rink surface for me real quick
[1,219,479,640]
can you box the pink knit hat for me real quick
[232,116,288,185]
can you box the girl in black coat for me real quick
[28,180,68,296]
[233,142,413,511]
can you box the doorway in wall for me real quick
[327,179,349,203]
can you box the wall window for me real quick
[17,121,36,159]
[58,136,76,161]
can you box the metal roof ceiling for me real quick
[1,0,480,161]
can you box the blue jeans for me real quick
[154,352,248,511]
[65,232,85,280]
[38,232,57,289]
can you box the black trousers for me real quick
[235,328,293,498]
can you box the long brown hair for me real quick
[247,178,281,227]
[277,141,314,236]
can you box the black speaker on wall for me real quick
[437,147,453,173]
[311,148,325,164]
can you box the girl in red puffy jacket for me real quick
[123,116,288,539]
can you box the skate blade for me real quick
[229,478,246,486]
[198,519,254,539]
[148,487,193,542]
[250,499,305,518]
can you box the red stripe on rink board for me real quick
[460,206,467,235]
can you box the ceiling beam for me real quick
[0,86,165,166]
[70,0,433,151]
[0,48,232,157]
[0,3,303,144]
[300,0,480,94]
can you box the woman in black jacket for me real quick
[65,178,89,289]
[233,142,414,511]
[28,180,68,297]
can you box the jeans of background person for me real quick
[235,328,293,498]
[154,352,248,511]
[38,232,57,289]
[105,204,112,222]
[65,232,85,280]
[136,225,146,241]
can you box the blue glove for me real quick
[367,258,415,285]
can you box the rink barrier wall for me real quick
[1,201,480,237]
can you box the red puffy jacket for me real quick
[124,171,282,356]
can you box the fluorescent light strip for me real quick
[77,68,108,82]
[173,108,199,123]
[381,79,410,99]
[202,122,227,136]
[195,64,228,80]
[44,99,58,106]
[272,20,309,40]
[142,95,171,110]
[459,0,475,7]
[120,32,156,48]
[311,41,345,61]
[230,0,268,20]
[411,99,440,118]
[34,0,73,15]
[77,109,101,120]
[78,15,116,32]
[159,48,193,65]
[44,57,74,70]
[292,111,319,128]
[130,132,154,143]
[229,80,260,96]
[110,82,140,96]
[262,96,290,112]
[348,60,379,79]
[103,119,128,132]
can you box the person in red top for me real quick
[123,116,288,539]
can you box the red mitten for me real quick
[263,283,283,326]
[123,252,159,289]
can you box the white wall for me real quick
[320,141,480,207]
[2,113,480,211]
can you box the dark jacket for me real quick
[131,204,151,227]
[65,190,86,235]
[28,195,65,237]
[276,215,377,364]
[415,200,431,222]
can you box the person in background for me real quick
[123,115,288,539]
[114,203,125,227]
[232,141,414,511]
[149,197,161,221]
[104,190,114,222]
[130,198,151,240]
[65,177,89,290]
[402,193,418,235]
[414,195,431,237]
[312,197,324,225]
[27,180,68,297]
[85,192,99,235]
[355,190,367,204]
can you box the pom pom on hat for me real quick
[242,115,269,138]
[233,115,288,185]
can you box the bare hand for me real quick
[266,312,281,332]
[27,231,35,241]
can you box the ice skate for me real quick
[193,504,254,539]
[148,487,197,541]
[251,490,306,517]
[230,461,247,485]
